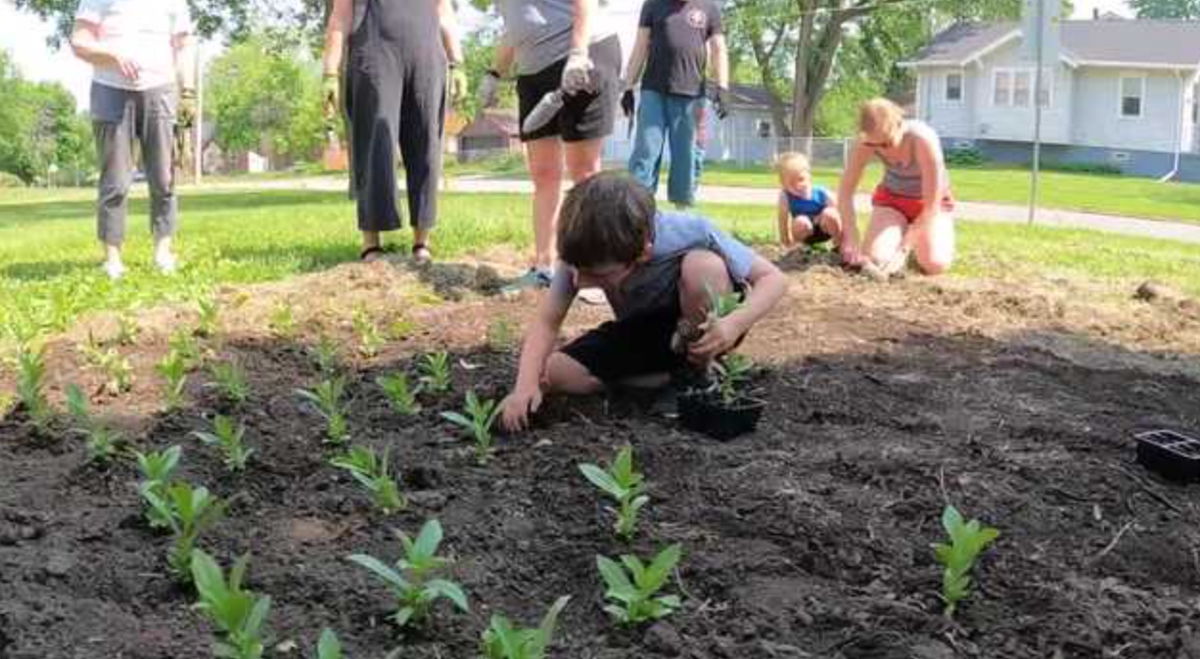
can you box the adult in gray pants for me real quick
[70,0,196,280]
[322,0,468,263]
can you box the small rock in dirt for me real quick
[643,622,683,656]
[408,490,447,511]
[1135,281,1179,302]
[274,640,299,654]
[910,640,956,659]
[285,518,338,545]
[758,640,810,658]
[42,551,76,578]
[534,438,553,448]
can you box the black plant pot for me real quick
[1135,429,1200,481]
[678,390,766,440]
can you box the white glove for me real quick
[561,48,594,95]
[479,70,501,108]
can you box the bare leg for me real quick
[525,137,565,270]
[913,212,955,275]
[563,138,604,184]
[543,352,604,394]
[790,217,815,244]
[361,230,383,261]
[679,250,734,326]
[863,207,909,266]
[816,208,843,246]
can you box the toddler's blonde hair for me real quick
[775,151,811,181]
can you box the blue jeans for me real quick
[628,90,703,206]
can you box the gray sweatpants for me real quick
[90,82,178,245]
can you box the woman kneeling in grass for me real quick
[837,98,955,276]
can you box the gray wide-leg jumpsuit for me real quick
[346,0,446,234]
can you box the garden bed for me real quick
[3,259,1200,658]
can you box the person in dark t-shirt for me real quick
[623,0,729,208]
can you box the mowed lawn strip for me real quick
[2,189,1199,344]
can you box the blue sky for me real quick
[0,0,1133,111]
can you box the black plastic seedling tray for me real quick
[1135,430,1200,481]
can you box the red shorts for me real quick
[872,185,955,223]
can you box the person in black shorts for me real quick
[321,0,468,263]
[498,172,787,432]
[480,0,622,292]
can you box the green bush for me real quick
[1043,160,1123,176]
[945,145,985,167]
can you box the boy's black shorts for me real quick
[560,308,685,383]
[516,35,621,143]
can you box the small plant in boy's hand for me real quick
[346,519,469,628]
[934,504,1000,618]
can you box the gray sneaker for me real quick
[502,268,553,293]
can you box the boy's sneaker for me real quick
[103,260,126,281]
[502,267,553,294]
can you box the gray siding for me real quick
[916,66,973,137]
[1071,68,1187,152]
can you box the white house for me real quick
[901,16,1200,180]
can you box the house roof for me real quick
[728,83,775,109]
[905,19,1200,70]
[460,110,519,139]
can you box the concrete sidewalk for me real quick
[198,175,1200,245]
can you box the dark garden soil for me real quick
[4,256,1200,658]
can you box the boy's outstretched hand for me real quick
[501,385,543,432]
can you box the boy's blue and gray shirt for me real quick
[552,211,755,320]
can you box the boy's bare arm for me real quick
[502,280,575,430]
[727,256,787,336]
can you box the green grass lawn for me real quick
[2,187,1199,347]
[697,162,1200,224]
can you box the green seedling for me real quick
[196,297,219,338]
[141,482,226,581]
[115,310,140,346]
[353,307,385,358]
[316,629,341,659]
[157,350,190,411]
[711,354,754,406]
[388,317,415,341]
[66,384,124,465]
[208,360,250,405]
[441,390,501,465]
[579,445,649,541]
[418,351,452,394]
[481,596,570,659]
[705,284,744,320]
[376,373,421,416]
[169,329,203,368]
[596,544,683,625]
[269,303,297,339]
[346,519,469,627]
[191,549,272,659]
[16,343,50,427]
[934,505,1000,618]
[193,415,254,472]
[295,377,350,444]
[135,445,183,529]
[310,335,341,375]
[78,334,133,395]
[485,318,517,353]
[330,445,405,514]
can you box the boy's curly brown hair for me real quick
[557,172,657,269]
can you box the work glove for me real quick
[322,73,341,122]
[479,69,502,108]
[177,88,197,128]
[714,86,732,120]
[449,65,469,105]
[561,48,594,95]
[620,88,636,119]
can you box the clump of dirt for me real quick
[2,255,1200,657]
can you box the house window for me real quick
[992,67,1051,108]
[993,70,1011,106]
[1120,75,1144,118]
[1013,70,1032,107]
[945,73,963,104]
[756,120,772,138]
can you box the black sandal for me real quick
[360,246,385,261]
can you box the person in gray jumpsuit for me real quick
[322,0,467,263]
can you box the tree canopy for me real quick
[0,51,93,185]
[1130,0,1200,18]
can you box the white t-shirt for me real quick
[76,0,194,91]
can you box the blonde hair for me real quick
[858,98,906,145]
[775,151,811,181]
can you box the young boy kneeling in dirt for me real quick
[500,172,787,432]
[776,152,842,252]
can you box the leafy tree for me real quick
[1130,0,1200,18]
[0,51,94,185]
[459,27,519,119]
[205,35,325,165]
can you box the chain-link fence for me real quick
[601,134,851,170]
